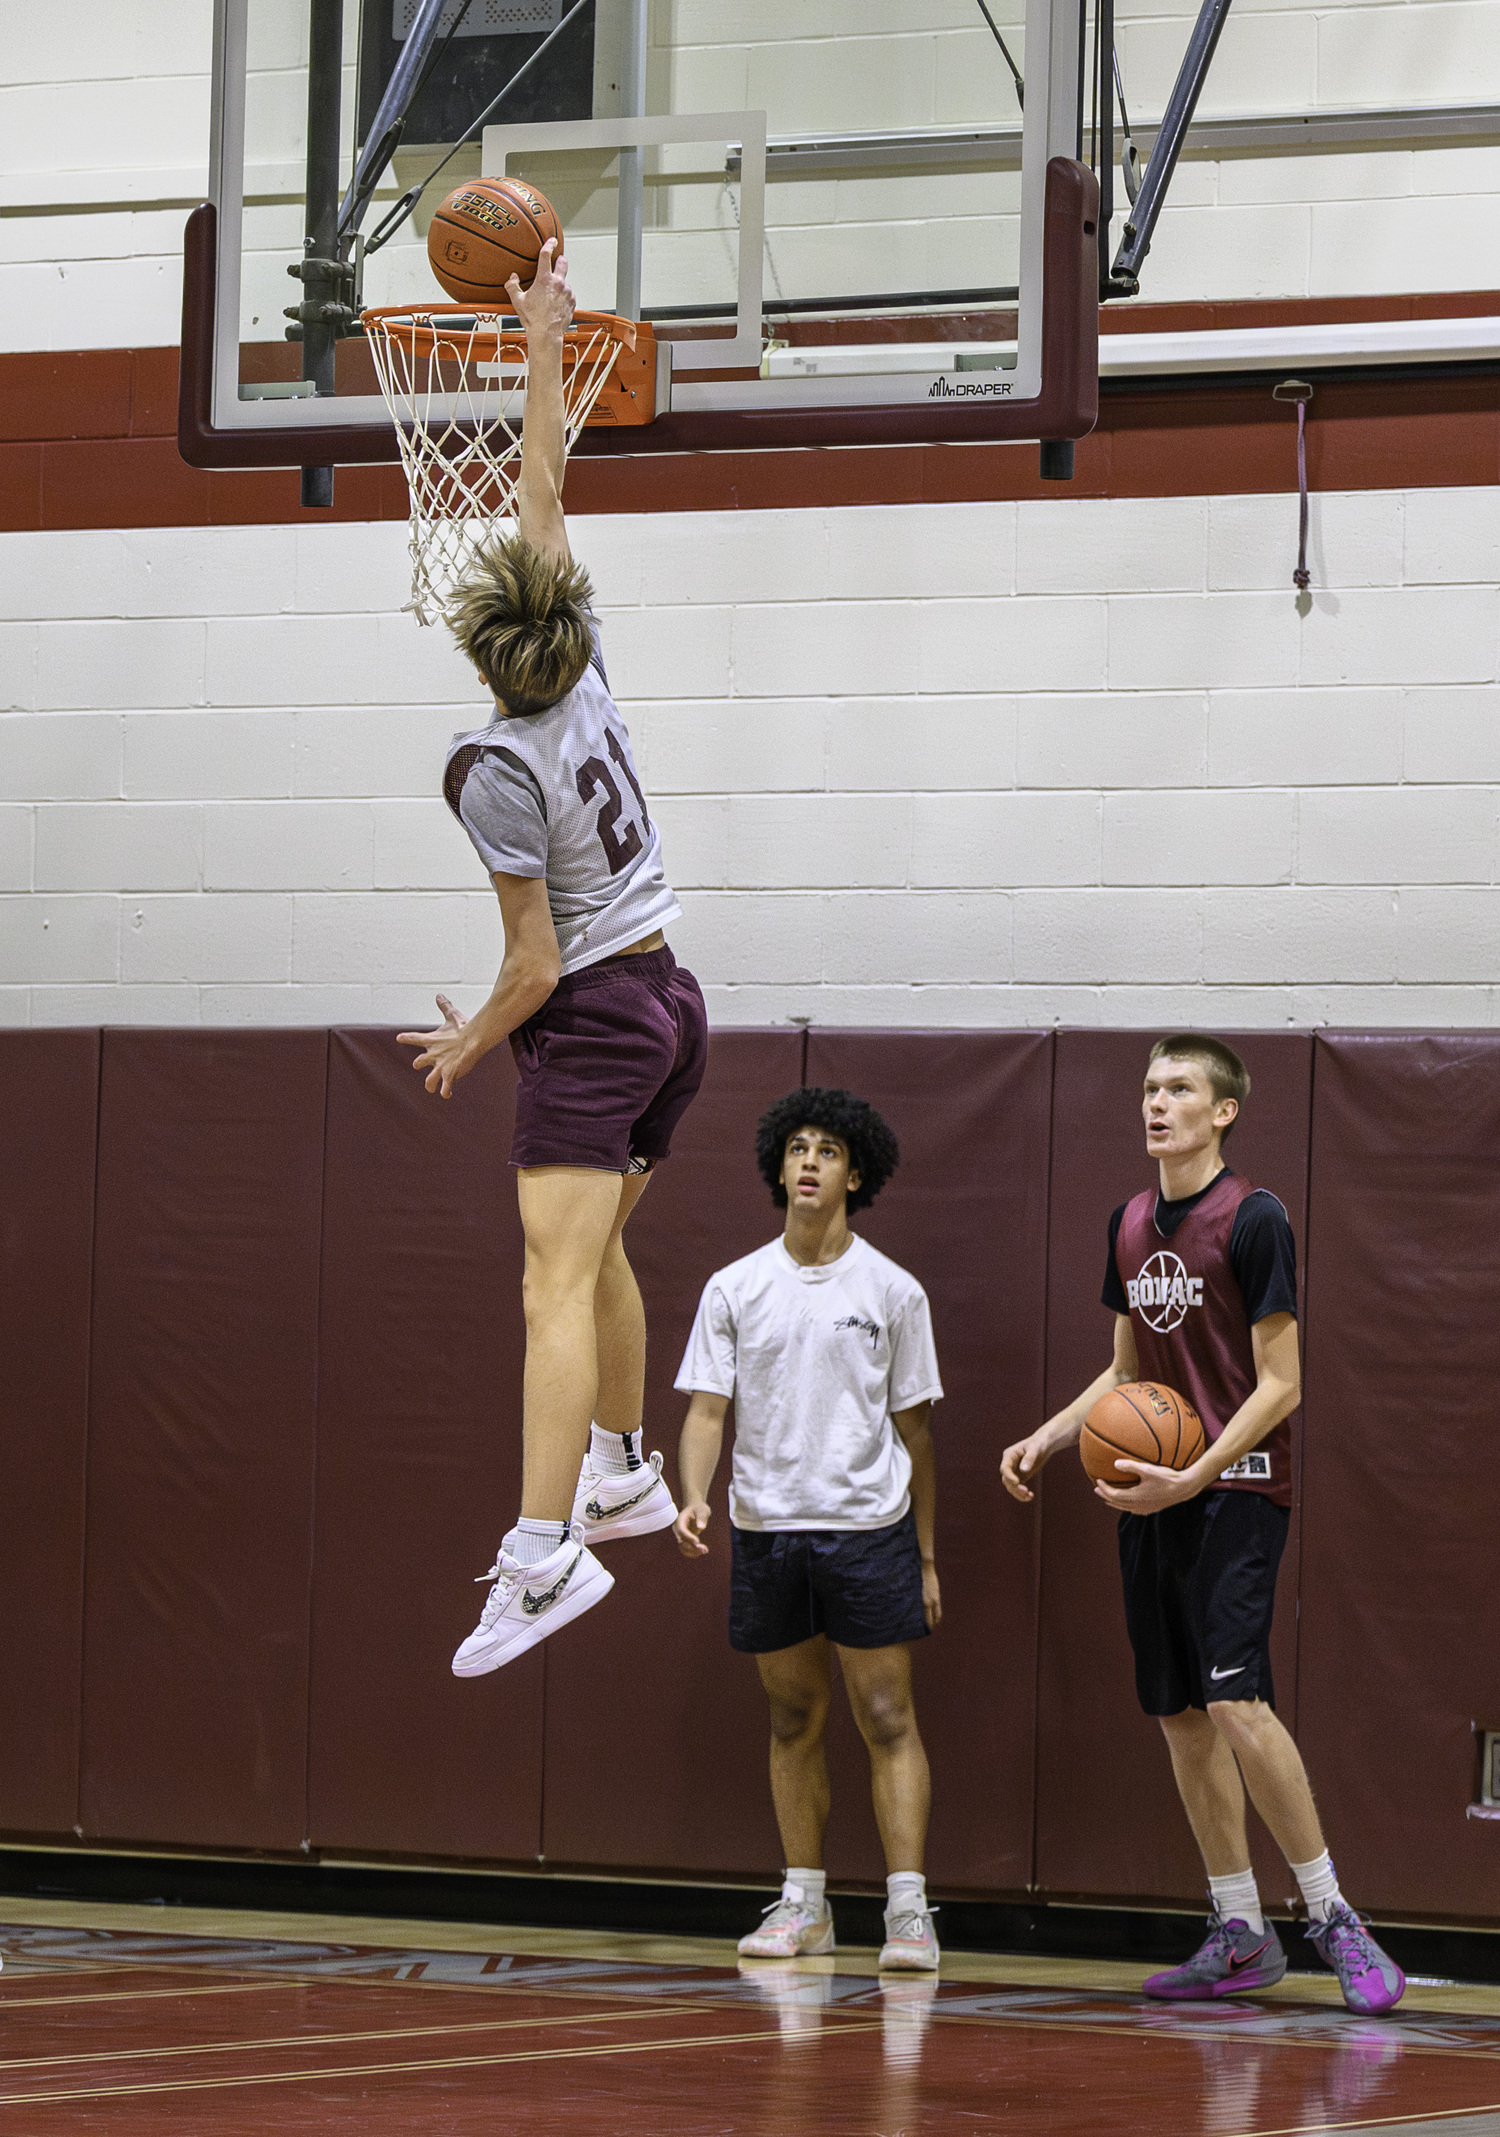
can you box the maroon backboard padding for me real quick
[1297,1035,1500,1920]
[1034,1032,1313,1904]
[0,1032,98,1835]
[307,1029,544,1862]
[539,1032,803,1880]
[79,1031,327,1849]
[793,1032,1054,1894]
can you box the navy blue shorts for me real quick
[1118,1488,1290,1716]
[728,1510,929,1655]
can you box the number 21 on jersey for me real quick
[576,728,652,876]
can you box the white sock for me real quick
[784,1867,826,1915]
[1208,1868,1264,1935]
[590,1424,642,1475]
[1291,1850,1342,1924]
[503,1518,570,1569]
[887,1872,927,1917]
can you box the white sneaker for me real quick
[451,1529,613,1677]
[737,1892,836,1959]
[571,1448,678,1544]
[879,1904,940,1971]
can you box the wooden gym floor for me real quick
[0,1900,1496,2134]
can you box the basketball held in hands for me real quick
[427,177,563,304]
[1081,1381,1206,1488]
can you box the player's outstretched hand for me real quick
[396,993,478,1099]
[508,238,574,337]
[673,1502,712,1558]
[1000,1432,1050,1503]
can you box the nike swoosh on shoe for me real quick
[522,1551,581,1616]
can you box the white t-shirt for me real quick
[675,1233,943,1533]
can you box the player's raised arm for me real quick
[507,239,574,563]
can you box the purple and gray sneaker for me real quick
[1143,1910,1287,2000]
[1305,1902,1405,2014]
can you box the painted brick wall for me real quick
[4,0,1499,348]
[3,487,1497,1029]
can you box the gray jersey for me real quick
[443,628,680,976]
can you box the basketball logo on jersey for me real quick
[1127,1250,1204,1332]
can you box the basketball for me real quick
[427,176,563,304]
[1081,1381,1206,1487]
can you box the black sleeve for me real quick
[1101,1204,1129,1314]
[1229,1191,1298,1324]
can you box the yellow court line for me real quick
[0,2017,884,2107]
[929,2010,1500,2064]
[1241,2103,1500,2136]
[0,1980,295,2013]
[0,1999,705,2074]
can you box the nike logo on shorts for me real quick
[1210,1664,1246,1680]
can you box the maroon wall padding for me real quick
[307,1030,544,1862]
[1034,1033,1313,1904]
[795,1033,1054,1894]
[0,1032,98,1836]
[1297,1036,1500,1921]
[79,1031,327,1850]
[539,1032,804,1879]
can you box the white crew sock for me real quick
[784,1867,826,1915]
[887,1872,927,1917]
[1290,1850,1342,1924]
[589,1424,643,1475]
[1208,1868,1264,1935]
[502,1518,571,1569]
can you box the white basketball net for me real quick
[362,307,629,625]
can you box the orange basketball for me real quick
[427,177,563,304]
[1081,1381,1205,1488]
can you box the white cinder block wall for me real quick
[3,489,1498,1029]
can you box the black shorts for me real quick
[728,1510,929,1655]
[1118,1489,1290,1716]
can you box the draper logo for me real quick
[1127,1250,1203,1332]
[927,374,1014,398]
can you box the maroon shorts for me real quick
[509,945,708,1172]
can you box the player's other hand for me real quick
[396,994,478,1099]
[673,1502,711,1558]
[1093,1456,1203,1515]
[508,238,574,337]
[1000,1432,1050,1503]
[921,1561,942,1631]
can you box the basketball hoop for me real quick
[361,303,638,625]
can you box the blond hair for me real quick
[1148,1033,1250,1138]
[448,535,595,715]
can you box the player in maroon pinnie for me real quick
[1001,1035,1404,2014]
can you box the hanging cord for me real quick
[975,0,1024,109]
[1273,378,1314,590]
[1112,47,1142,200]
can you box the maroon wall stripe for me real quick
[3,323,1496,531]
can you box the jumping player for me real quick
[673,1089,944,1972]
[1001,1036,1405,2013]
[399,241,704,1675]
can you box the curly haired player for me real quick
[674,1088,945,1973]
[399,241,706,1676]
[1001,1036,1404,2014]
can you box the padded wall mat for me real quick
[1034,1032,1313,1903]
[1298,1033,1500,1920]
[308,1028,542,1861]
[539,1030,804,1877]
[0,1032,98,1834]
[804,1031,1055,1893]
[79,1030,328,1849]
